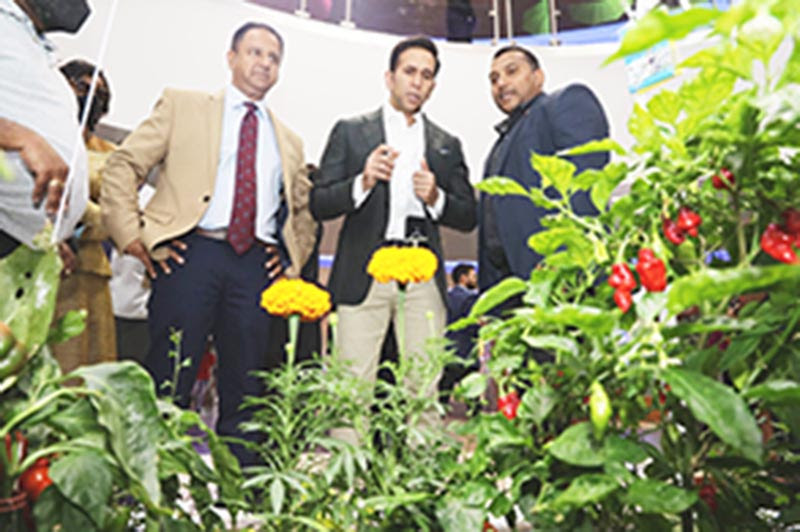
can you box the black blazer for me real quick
[479,84,610,290]
[311,108,477,306]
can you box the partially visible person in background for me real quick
[110,181,155,363]
[51,58,117,373]
[0,0,90,258]
[439,262,479,405]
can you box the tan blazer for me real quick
[101,88,317,277]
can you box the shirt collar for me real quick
[493,92,542,137]
[226,84,268,116]
[382,101,422,129]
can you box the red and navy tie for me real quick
[227,102,258,254]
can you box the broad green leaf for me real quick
[521,334,579,357]
[662,368,762,464]
[777,38,800,88]
[680,68,736,116]
[465,277,527,322]
[646,90,681,124]
[666,265,800,314]
[628,104,662,153]
[519,382,556,426]
[33,485,98,531]
[528,227,585,256]
[531,153,576,199]
[622,479,698,514]
[681,44,754,80]
[606,8,721,64]
[744,380,800,405]
[548,422,604,467]
[72,362,169,506]
[553,474,619,508]
[51,451,114,529]
[270,477,285,515]
[714,1,756,35]
[0,246,61,354]
[457,372,487,399]
[436,496,484,532]
[603,435,648,464]
[47,309,87,345]
[662,317,758,339]
[560,138,626,157]
[527,186,560,209]
[476,176,529,197]
[523,269,557,307]
[527,304,616,337]
[45,398,104,438]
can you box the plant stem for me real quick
[396,285,406,360]
[287,314,300,367]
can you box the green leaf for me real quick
[524,304,616,337]
[606,8,721,64]
[744,380,800,405]
[603,435,648,464]
[436,496,484,532]
[72,362,169,507]
[662,368,762,464]
[666,265,800,315]
[523,269,557,307]
[628,103,662,153]
[646,90,681,124]
[47,309,87,345]
[530,153,576,199]
[51,451,114,529]
[528,227,585,256]
[270,477,285,515]
[560,138,626,157]
[553,474,619,508]
[622,479,698,514]
[662,317,758,340]
[519,382,556,426]
[45,398,104,438]
[456,372,487,399]
[465,277,527,322]
[521,334,578,357]
[548,422,604,467]
[0,246,61,354]
[777,38,800,88]
[33,484,99,531]
[476,176,529,197]
[527,187,560,209]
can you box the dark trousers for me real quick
[145,232,281,465]
[115,316,150,364]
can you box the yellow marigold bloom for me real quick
[367,245,438,286]
[260,278,331,322]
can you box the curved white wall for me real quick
[50,0,696,181]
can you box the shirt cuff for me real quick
[351,173,371,209]
[425,186,446,220]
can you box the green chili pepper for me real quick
[589,381,612,440]
[0,338,28,380]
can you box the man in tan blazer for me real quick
[101,21,317,465]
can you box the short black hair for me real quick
[59,59,111,132]
[59,58,109,90]
[389,36,440,75]
[231,22,284,54]
[493,45,540,70]
[451,263,475,285]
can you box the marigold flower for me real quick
[260,278,331,322]
[366,245,438,286]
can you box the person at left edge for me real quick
[0,0,91,257]
[101,22,317,465]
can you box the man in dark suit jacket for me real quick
[440,263,479,401]
[480,45,610,291]
[311,36,476,443]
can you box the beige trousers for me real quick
[332,279,446,444]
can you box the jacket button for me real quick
[202,195,211,202]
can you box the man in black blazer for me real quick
[311,36,476,443]
[480,46,610,291]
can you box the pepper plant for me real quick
[450,1,800,529]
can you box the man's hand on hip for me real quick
[264,244,283,279]
[362,144,398,192]
[124,238,187,279]
[413,159,438,206]
[20,129,69,216]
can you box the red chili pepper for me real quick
[760,223,799,264]
[783,209,800,235]
[676,207,702,237]
[608,263,636,291]
[711,167,735,190]
[19,457,53,502]
[662,218,685,245]
[497,391,520,420]
[694,475,718,512]
[635,248,667,292]
[613,289,632,313]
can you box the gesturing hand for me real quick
[362,144,399,192]
[412,159,438,206]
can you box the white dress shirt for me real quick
[198,84,282,244]
[0,0,88,247]
[352,102,445,240]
